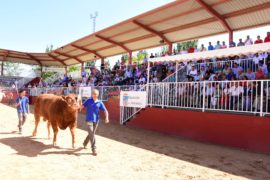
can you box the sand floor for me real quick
[0,103,270,180]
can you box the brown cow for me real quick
[32,94,79,148]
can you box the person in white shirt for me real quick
[229,82,243,110]
[205,82,215,108]
[200,44,207,52]
[188,66,198,79]
[244,35,253,45]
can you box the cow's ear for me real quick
[61,95,66,100]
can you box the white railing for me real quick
[148,80,270,117]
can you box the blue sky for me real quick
[0,0,174,52]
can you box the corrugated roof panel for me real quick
[125,36,162,50]
[227,9,270,30]
[98,46,125,57]
[99,22,137,38]
[64,59,78,65]
[112,29,150,42]
[150,9,213,31]
[86,41,112,51]
[214,0,270,15]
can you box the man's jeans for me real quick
[83,122,98,150]
[18,113,27,131]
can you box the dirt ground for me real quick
[0,103,270,180]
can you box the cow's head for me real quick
[62,95,79,110]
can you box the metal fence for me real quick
[148,80,270,116]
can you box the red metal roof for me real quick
[1,0,270,66]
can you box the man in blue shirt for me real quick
[208,42,214,51]
[15,89,29,134]
[80,89,109,156]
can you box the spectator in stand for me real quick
[221,41,227,49]
[255,35,263,44]
[188,46,195,53]
[188,65,198,79]
[149,53,155,58]
[215,41,221,49]
[244,35,253,45]
[237,39,245,46]
[200,44,206,52]
[256,67,266,80]
[264,32,270,43]
[232,63,243,76]
[226,68,234,80]
[246,68,256,80]
[258,61,268,74]
[208,42,214,51]
[229,40,236,48]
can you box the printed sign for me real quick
[120,91,147,108]
[79,87,92,97]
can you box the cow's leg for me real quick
[32,113,40,136]
[52,122,58,147]
[47,121,51,140]
[69,124,76,149]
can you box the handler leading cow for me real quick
[32,94,79,148]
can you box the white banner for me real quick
[120,91,147,108]
[79,87,92,97]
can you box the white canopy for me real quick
[149,42,270,62]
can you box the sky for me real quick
[0,0,174,52]
[1,0,269,77]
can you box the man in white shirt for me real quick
[189,66,198,79]
[244,35,253,45]
[229,82,243,110]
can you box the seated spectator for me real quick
[253,53,261,67]
[200,44,206,52]
[244,35,253,45]
[215,41,221,49]
[256,67,266,80]
[229,40,236,48]
[188,66,198,79]
[264,32,270,43]
[194,45,199,53]
[149,53,155,58]
[226,68,234,80]
[246,68,256,80]
[255,35,263,44]
[258,61,268,74]
[237,39,245,46]
[208,42,214,51]
[232,63,243,76]
[221,41,227,49]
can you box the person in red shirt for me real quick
[264,32,270,43]
[255,35,263,44]
[188,46,195,53]
[256,67,266,80]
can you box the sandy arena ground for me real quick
[0,103,270,180]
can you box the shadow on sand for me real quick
[0,136,86,157]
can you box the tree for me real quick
[176,40,198,51]
[85,61,96,70]
[121,54,128,64]
[45,44,54,53]
[68,65,80,72]
[132,50,148,64]
[3,62,23,76]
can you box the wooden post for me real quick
[128,51,132,65]
[1,61,4,76]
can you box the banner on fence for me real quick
[79,87,92,97]
[120,91,147,108]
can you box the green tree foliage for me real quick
[3,62,23,76]
[45,44,54,53]
[85,61,96,70]
[41,71,57,80]
[132,50,148,64]
[68,65,80,72]
[176,40,198,51]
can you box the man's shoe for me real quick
[83,143,87,149]
[92,149,97,156]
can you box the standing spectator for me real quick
[229,82,243,110]
[237,39,245,46]
[221,41,227,49]
[264,32,270,43]
[229,40,236,48]
[215,41,221,49]
[208,42,214,51]
[15,90,29,134]
[200,44,206,52]
[149,53,155,58]
[255,35,263,44]
[244,35,253,45]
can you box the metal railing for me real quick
[148,80,270,117]
[162,64,187,83]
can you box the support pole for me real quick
[229,31,233,43]
[175,61,179,82]
[168,43,173,55]
[64,66,68,75]
[1,61,4,76]
[128,51,132,65]
[81,62,85,75]
[146,61,151,105]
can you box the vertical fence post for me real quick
[162,83,165,109]
[202,81,206,112]
[176,61,179,82]
[260,80,264,117]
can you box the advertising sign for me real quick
[120,91,147,108]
